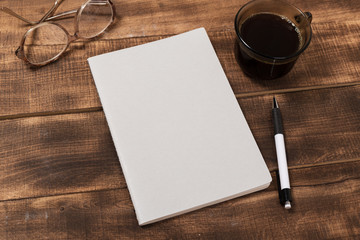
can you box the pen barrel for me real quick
[272,102,292,205]
[274,134,290,189]
[272,108,283,134]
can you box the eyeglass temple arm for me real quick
[45,9,77,21]
[0,7,37,25]
[1,1,109,24]
[47,2,109,21]
[0,0,65,25]
[38,0,65,23]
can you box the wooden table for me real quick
[1,0,359,239]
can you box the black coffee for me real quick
[236,13,302,79]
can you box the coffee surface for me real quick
[240,13,301,57]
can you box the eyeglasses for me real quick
[1,0,115,67]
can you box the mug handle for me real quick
[304,12,312,23]
[295,11,312,24]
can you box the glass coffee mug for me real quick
[234,0,312,80]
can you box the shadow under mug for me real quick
[234,0,312,80]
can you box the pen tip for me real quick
[273,97,279,108]
[284,201,291,209]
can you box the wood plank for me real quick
[0,160,359,239]
[239,85,360,170]
[0,36,158,117]
[1,86,360,202]
[1,22,360,117]
[0,111,126,201]
[1,0,360,43]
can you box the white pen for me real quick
[272,97,292,209]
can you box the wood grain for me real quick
[1,0,360,238]
[0,161,359,239]
[1,86,359,202]
[1,0,360,117]
[239,85,360,170]
[1,0,360,42]
[1,23,360,117]
[0,111,125,201]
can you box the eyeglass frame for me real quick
[1,0,116,67]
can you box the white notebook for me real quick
[88,28,271,226]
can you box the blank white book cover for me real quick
[88,28,271,226]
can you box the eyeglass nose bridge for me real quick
[68,35,78,43]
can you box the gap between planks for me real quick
[0,107,103,121]
[268,157,360,172]
[235,81,360,98]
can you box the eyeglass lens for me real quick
[24,24,68,64]
[23,0,114,65]
[78,0,113,38]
